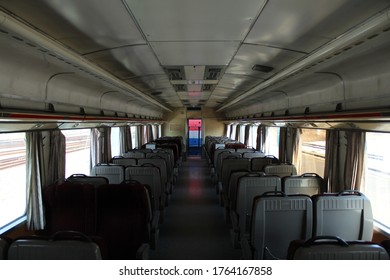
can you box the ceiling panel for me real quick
[0,0,146,54]
[150,41,241,66]
[226,44,306,77]
[85,45,164,79]
[245,0,390,53]
[124,0,266,41]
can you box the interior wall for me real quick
[162,107,225,141]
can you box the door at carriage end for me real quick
[188,119,202,156]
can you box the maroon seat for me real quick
[96,183,151,259]
[43,182,96,235]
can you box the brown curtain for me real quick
[344,131,366,191]
[256,125,266,152]
[279,127,300,164]
[91,127,112,166]
[47,130,66,185]
[244,125,251,146]
[324,130,341,192]
[119,126,132,154]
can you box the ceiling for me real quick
[0,0,389,118]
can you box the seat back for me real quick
[242,151,265,158]
[251,192,313,259]
[96,183,151,259]
[91,164,125,184]
[110,156,137,166]
[312,190,373,241]
[264,163,297,178]
[235,175,281,240]
[139,158,168,193]
[8,231,102,260]
[220,158,250,199]
[66,173,108,187]
[43,182,96,235]
[251,156,279,171]
[125,165,162,211]
[289,236,389,260]
[122,151,145,158]
[282,173,325,196]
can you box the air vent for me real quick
[187,106,201,111]
[166,67,184,80]
[204,66,224,80]
[252,64,274,73]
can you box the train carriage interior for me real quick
[1,0,390,260]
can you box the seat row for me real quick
[236,190,374,259]
[42,181,154,259]
[0,231,104,260]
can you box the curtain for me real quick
[137,126,143,148]
[279,127,288,162]
[256,125,267,152]
[90,127,112,167]
[279,127,300,164]
[119,126,132,154]
[235,125,240,141]
[324,130,341,192]
[26,132,45,230]
[344,131,366,191]
[292,128,302,172]
[244,125,250,146]
[152,125,158,141]
[47,130,66,185]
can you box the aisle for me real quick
[150,156,241,260]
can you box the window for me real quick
[297,129,326,177]
[110,127,120,157]
[0,133,26,232]
[239,125,246,143]
[363,132,390,234]
[130,126,138,149]
[63,129,91,177]
[248,125,259,149]
[265,127,280,158]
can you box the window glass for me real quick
[297,129,326,177]
[110,127,120,157]
[130,126,138,149]
[363,132,390,234]
[247,125,259,149]
[63,129,91,177]
[265,127,280,158]
[0,133,26,231]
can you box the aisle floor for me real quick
[150,156,242,260]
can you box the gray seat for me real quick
[251,156,279,171]
[66,173,108,187]
[282,173,325,196]
[230,174,281,248]
[125,165,164,214]
[139,158,170,201]
[91,164,125,184]
[312,190,374,241]
[8,232,102,260]
[111,156,137,167]
[289,236,389,260]
[242,192,313,259]
[264,163,297,178]
[219,158,250,206]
